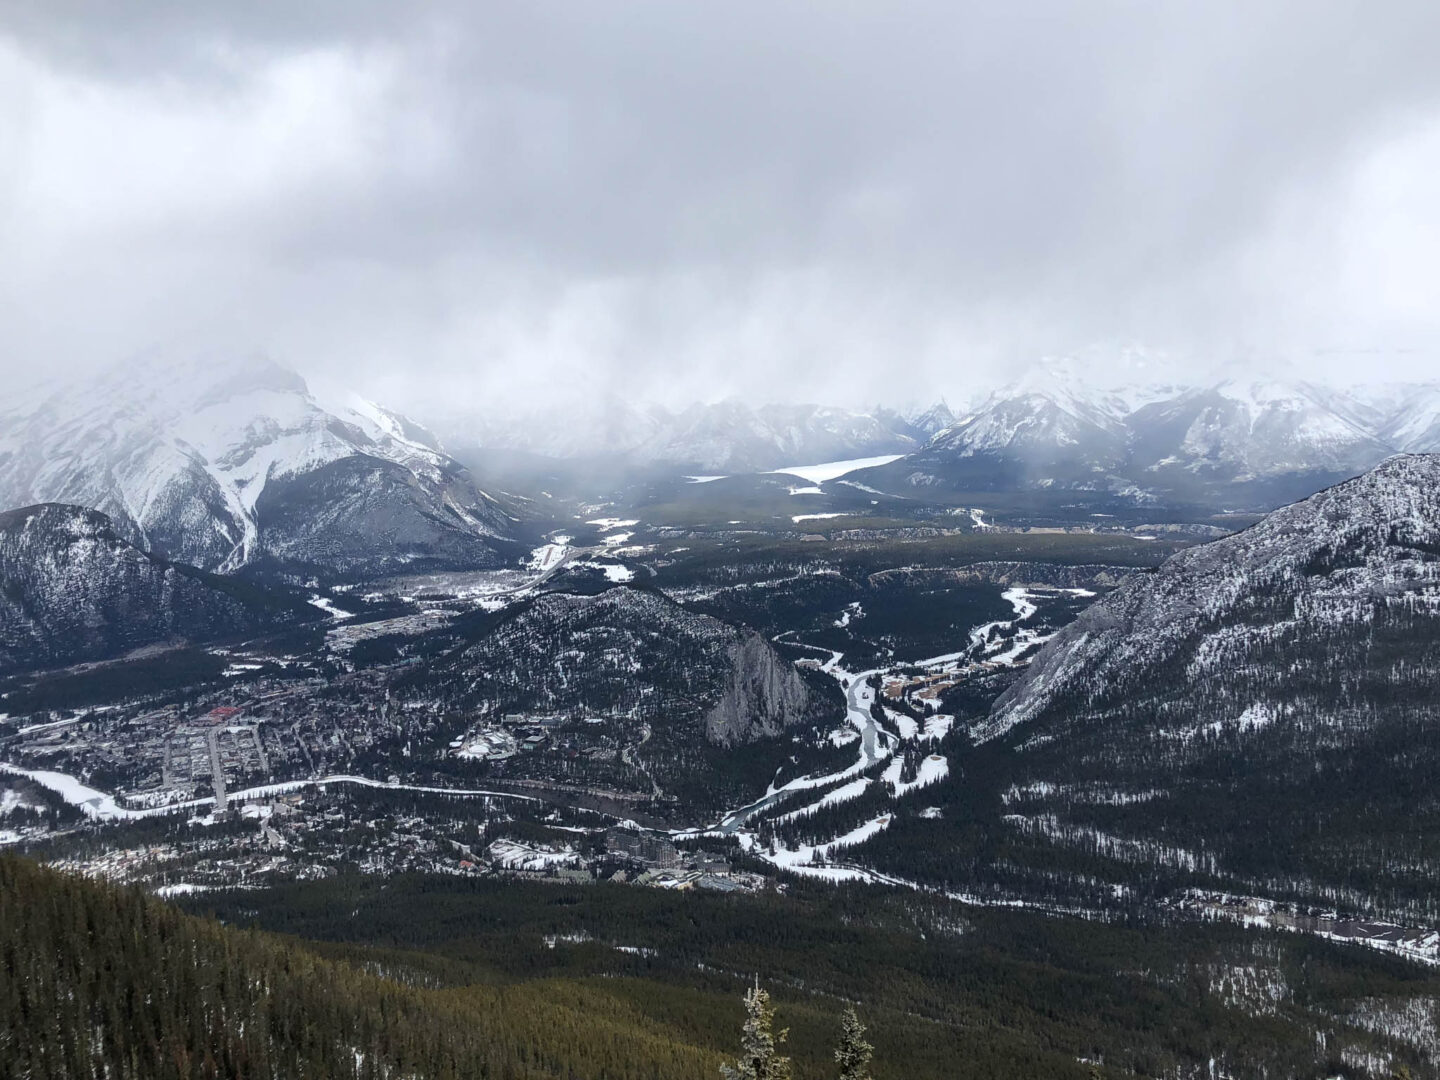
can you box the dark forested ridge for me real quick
[969,455,1440,921]
[0,854,726,1080]
[0,503,320,673]
[11,854,1440,1079]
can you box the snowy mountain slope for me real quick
[408,585,837,809]
[1378,384,1440,452]
[976,455,1440,917]
[875,372,1411,505]
[0,353,517,579]
[984,453,1440,739]
[441,365,1440,507]
[0,504,319,672]
[1127,379,1391,482]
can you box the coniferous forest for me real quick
[8,853,1440,1079]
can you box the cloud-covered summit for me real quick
[3,2,1439,411]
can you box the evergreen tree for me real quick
[834,1006,873,1080]
[721,983,792,1080]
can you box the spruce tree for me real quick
[834,1006,873,1080]
[721,983,792,1080]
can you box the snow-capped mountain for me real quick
[977,455,1440,917]
[0,503,318,672]
[887,364,1440,507]
[1127,378,1391,481]
[628,401,916,472]
[433,355,1440,508]
[1378,384,1440,452]
[0,353,518,580]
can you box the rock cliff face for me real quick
[0,504,317,672]
[703,634,812,746]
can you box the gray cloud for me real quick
[3,1,1440,414]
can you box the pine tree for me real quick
[834,1006,873,1080]
[721,983,792,1080]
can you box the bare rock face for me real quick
[704,634,812,747]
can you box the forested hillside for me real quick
[0,855,725,1080]
[0,503,319,673]
[977,455,1440,920]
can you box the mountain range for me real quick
[0,353,520,582]
[445,361,1440,509]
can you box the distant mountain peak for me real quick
[0,353,517,580]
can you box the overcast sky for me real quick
[3,1,1439,412]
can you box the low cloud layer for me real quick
[4,1,1440,412]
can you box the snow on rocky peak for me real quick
[0,502,318,672]
[982,453,1440,742]
[0,351,514,578]
[1132,378,1390,480]
[1377,384,1440,452]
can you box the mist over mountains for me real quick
[439,357,1440,509]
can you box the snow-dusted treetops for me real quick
[982,455,1440,920]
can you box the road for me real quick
[620,723,661,798]
[206,730,227,815]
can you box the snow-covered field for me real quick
[768,455,905,485]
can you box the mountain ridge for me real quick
[0,353,520,581]
[0,502,320,672]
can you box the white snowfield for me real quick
[307,595,355,620]
[882,754,950,796]
[487,839,579,871]
[768,454,905,486]
[528,540,572,572]
[740,813,895,881]
[774,777,872,824]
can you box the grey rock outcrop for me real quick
[704,634,812,746]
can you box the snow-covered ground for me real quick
[741,813,894,880]
[768,454,905,485]
[774,777,873,823]
[882,754,950,797]
[528,538,572,572]
[488,839,580,871]
[0,763,540,821]
[307,595,355,620]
